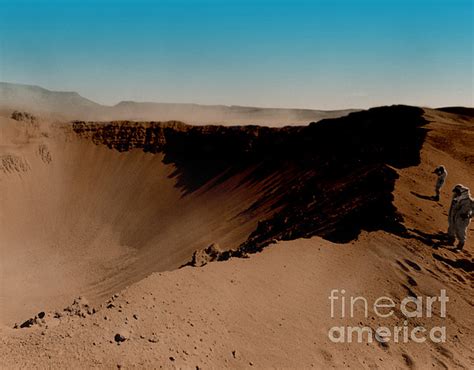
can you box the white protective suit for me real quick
[448,184,473,248]
[434,165,447,199]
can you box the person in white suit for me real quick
[433,165,447,201]
[448,184,473,250]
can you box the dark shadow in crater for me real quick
[72,105,429,253]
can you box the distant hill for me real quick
[0,82,357,126]
[0,82,102,119]
[436,106,474,117]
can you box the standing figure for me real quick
[433,165,447,201]
[448,184,473,250]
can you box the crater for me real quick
[0,105,428,324]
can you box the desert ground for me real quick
[0,102,473,368]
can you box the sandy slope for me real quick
[0,108,473,368]
[0,231,472,369]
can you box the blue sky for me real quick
[0,0,472,109]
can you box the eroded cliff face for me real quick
[72,105,428,254]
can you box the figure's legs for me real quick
[456,241,465,250]
[447,222,456,244]
[454,221,468,250]
[434,180,443,200]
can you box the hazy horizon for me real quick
[1,80,361,110]
[1,0,472,109]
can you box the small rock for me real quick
[114,330,129,343]
[20,318,34,328]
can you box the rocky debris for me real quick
[14,297,95,329]
[18,318,34,329]
[11,111,37,124]
[38,144,52,164]
[188,243,222,267]
[0,154,30,174]
[148,336,159,343]
[10,111,40,136]
[62,296,95,318]
[183,243,247,267]
[114,330,129,343]
[16,311,55,329]
[104,293,126,310]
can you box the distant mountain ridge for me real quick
[436,106,474,117]
[0,82,358,126]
